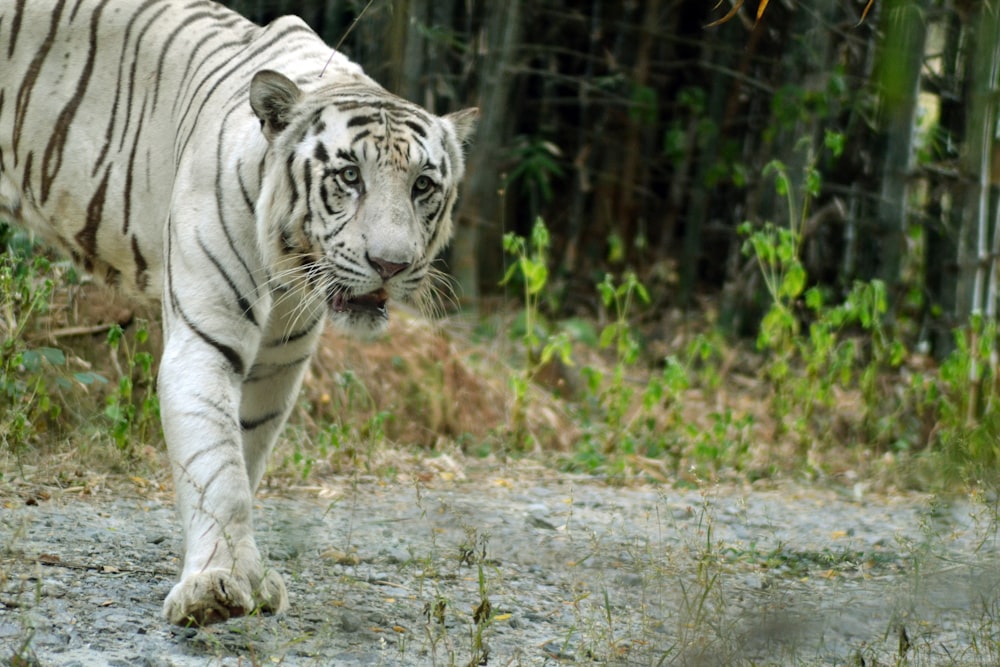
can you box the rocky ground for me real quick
[2,466,1000,666]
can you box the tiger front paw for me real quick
[163,568,288,626]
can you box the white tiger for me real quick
[0,0,476,625]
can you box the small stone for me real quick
[339,611,363,632]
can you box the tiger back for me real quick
[0,0,476,626]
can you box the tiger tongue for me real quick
[331,288,389,313]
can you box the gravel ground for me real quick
[2,469,1000,666]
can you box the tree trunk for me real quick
[922,5,966,357]
[872,0,928,293]
[956,1,1000,321]
[452,0,521,309]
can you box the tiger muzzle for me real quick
[329,288,389,315]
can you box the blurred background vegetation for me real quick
[4,0,1000,489]
[226,0,998,353]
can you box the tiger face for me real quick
[251,71,477,336]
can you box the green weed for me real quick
[501,217,573,448]
[103,320,159,456]
[0,244,106,464]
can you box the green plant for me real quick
[103,320,159,455]
[503,136,564,212]
[0,245,105,461]
[739,157,814,437]
[577,271,654,469]
[501,217,573,447]
[923,316,1000,477]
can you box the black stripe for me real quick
[240,411,281,431]
[152,11,214,110]
[41,0,105,203]
[210,104,260,294]
[92,0,161,177]
[335,148,358,163]
[75,165,111,261]
[20,151,32,194]
[333,99,431,122]
[175,22,315,161]
[165,225,247,377]
[68,0,86,21]
[347,114,377,127]
[424,194,452,256]
[196,233,258,326]
[13,0,66,162]
[236,160,255,212]
[170,30,221,117]
[245,354,312,382]
[131,236,149,291]
[173,289,246,377]
[122,93,149,234]
[118,2,170,151]
[199,458,241,500]
[302,159,314,228]
[423,199,443,229]
[350,129,372,143]
[182,438,234,471]
[266,317,321,346]
[404,120,428,138]
[7,0,25,57]
[171,14,249,121]
[314,143,329,163]
[286,154,300,211]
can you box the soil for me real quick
[2,465,999,666]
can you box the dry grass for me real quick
[0,276,982,497]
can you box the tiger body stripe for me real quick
[0,0,476,626]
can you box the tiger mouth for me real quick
[329,288,389,315]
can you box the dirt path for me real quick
[2,470,998,666]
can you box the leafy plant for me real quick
[501,217,573,447]
[0,245,105,460]
[503,136,564,210]
[103,321,159,455]
[593,271,650,453]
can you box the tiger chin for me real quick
[0,0,475,626]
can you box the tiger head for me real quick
[250,70,477,336]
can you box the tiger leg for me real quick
[241,319,325,492]
[158,323,281,626]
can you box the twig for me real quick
[47,322,117,339]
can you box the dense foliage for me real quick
[3,1,1000,487]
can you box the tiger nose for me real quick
[367,254,410,280]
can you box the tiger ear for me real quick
[250,70,303,141]
[444,108,478,145]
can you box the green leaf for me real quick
[599,324,618,349]
[525,262,548,294]
[597,276,615,307]
[499,262,521,287]
[634,281,651,305]
[530,217,550,251]
[780,263,807,299]
[804,287,823,311]
[805,168,821,197]
[74,371,108,385]
[36,347,66,366]
[824,129,845,158]
[106,324,124,348]
[502,232,522,254]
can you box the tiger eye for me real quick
[339,166,360,185]
[413,175,432,192]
